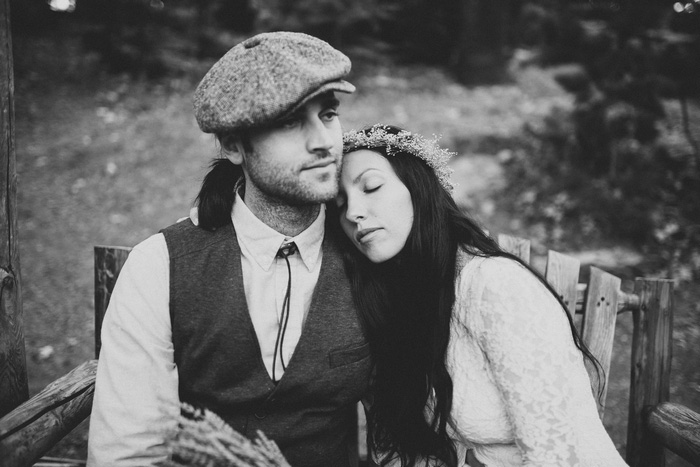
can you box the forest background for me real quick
[6,0,700,464]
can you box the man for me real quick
[88,32,371,467]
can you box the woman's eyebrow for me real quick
[353,168,380,184]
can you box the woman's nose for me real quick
[344,198,366,223]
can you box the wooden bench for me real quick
[1,238,699,466]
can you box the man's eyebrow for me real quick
[320,95,340,109]
[284,108,304,120]
[275,94,340,125]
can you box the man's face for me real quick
[241,93,343,206]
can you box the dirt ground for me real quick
[10,35,700,465]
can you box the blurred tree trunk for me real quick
[195,1,217,59]
[452,0,514,84]
[75,0,169,78]
[195,0,255,59]
[0,0,28,418]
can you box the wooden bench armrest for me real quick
[0,360,97,467]
[647,401,700,465]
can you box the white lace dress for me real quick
[441,254,628,466]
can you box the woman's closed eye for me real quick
[362,178,383,193]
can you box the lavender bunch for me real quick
[159,403,291,467]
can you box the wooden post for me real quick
[0,0,28,418]
[627,278,674,467]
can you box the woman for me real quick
[333,125,628,467]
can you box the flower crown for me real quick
[342,125,456,192]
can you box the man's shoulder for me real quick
[161,219,235,259]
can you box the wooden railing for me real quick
[0,238,698,466]
[0,361,96,466]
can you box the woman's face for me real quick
[337,149,414,263]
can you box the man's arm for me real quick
[87,233,180,466]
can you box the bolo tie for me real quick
[272,241,297,383]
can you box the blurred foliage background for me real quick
[13,0,700,274]
[7,0,700,464]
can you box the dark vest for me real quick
[162,220,372,467]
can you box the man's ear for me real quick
[221,134,246,165]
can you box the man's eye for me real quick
[322,109,338,121]
[276,113,303,129]
[280,118,301,129]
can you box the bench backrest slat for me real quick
[497,234,531,263]
[544,250,581,319]
[94,246,132,358]
[580,266,621,419]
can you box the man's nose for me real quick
[306,119,335,154]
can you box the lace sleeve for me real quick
[464,258,584,466]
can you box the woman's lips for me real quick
[356,227,381,243]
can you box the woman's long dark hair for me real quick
[334,125,603,467]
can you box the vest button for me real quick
[254,410,266,419]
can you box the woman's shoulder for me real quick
[456,252,533,289]
[455,253,556,320]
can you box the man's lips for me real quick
[356,227,381,243]
[303,158,336,170]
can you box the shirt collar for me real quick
[231,191,325,272]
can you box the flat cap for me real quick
[194,31,355,134]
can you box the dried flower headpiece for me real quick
[343,125,456,192]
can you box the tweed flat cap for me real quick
[194,31,355,134]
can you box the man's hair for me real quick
[194,131,252,231]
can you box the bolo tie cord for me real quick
[272,242,297,383]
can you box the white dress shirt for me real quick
[87,194,325,466]
[231,193,325,379]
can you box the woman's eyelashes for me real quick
[363,178,383,193]
[336,176,383,214]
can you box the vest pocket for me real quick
[328,342,371,368]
